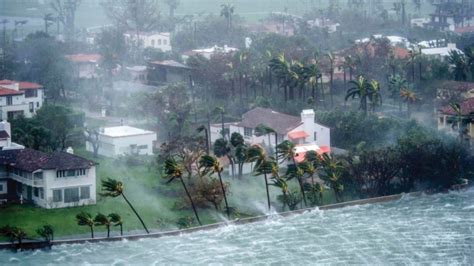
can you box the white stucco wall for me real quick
[87,133,157,157]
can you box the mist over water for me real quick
[2,190,473,264]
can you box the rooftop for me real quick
[100,126,155,138]
[0,87,24,96]
[65,54,101,63]
[0,148,96,172]
[149,60,190,69]
[421,44,462,57]
[238,107,302,135]
[440,97,474,116]
[0,79,43,90]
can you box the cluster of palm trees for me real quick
[76,212,123,238]
[345,75,382,115]
[448,48,474,82]
[0,224,54,249]
[388,74,419,114]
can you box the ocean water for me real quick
[1,190,473,265]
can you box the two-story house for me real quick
[210,107,331,151]
[124,32,172,52]
[0,80,44,120]
[0,121,97,208]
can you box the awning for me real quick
[288,131,309,140]
[293,145,331,163]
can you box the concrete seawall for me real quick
[0,192,422,250]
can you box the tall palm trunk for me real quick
[180,177,202,225]
[292,157,307,207]
[122,193,150,233]
[217,172,230,219]
[106,225,110,238]
[119,224,123,236]
[90,225,94,239]
[264,172,271,210]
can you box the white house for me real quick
[86,126,156,158]
[183,45,239,60]
[124,32,172,52]
[0,80,44,120]
[0,121,96,208]
[210,108,330,150]
[421,43,462,59]
[65,54,102,79]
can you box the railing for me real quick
[8,173,43,187]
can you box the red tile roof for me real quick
[440,97,474,115]
[288,130,309,140]
[0,80,43,90]
[0,87,24,96]
[65,54,101,63]
[392,46,409,59]
[455,26,474,34]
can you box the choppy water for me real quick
[1,190,474,265]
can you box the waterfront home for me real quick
[210,108,330,149]
[147,60,191,85]
[86,126,157,158]
[183,45,239,60]
[437,97,474,147]
[0,80,44,120]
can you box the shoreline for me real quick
[0,191,423,251]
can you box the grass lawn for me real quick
[0,148,340,241]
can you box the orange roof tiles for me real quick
[65,54,101,63]
[288,131,309,140]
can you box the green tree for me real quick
[36,225,54,243]
[163,157,202,225]
[448,50,468,81]
[277,140,307,207]
[319,154,344,202]
[108,213,123,236]
[76,212,95,238]
[246,145,273,210]
[199,155,231,218]
[101,178,150,233]
[254,124,278,155]
[94,213,112,238]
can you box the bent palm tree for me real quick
[346,75,370,115]
[319,154,344,202]
[94,213,112,238]
[277,140,307,207]
[197,125,210,154]
[36,225,54,243]
[400,88,417,115]
[247,145,273,210]
[199,155,231,219]
[164,158,202,225]
[76,212,95,238]
[101,178,149,234]
[254,124,278,156]
[108,213,123,236]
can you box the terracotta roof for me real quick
[0,148,96,172]
[0,87,24,96]
[0,80,43,90]
[392,46,409,59]
[288,131,309,140]
[238,107,302,135]
[440,97,474,115]
[65,54,101,63]
[437,81,474,93]
[455,26,474,34]
[294,145,331,163]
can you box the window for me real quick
[151,39,155,46]
[0,183,5,194]
[67,170,75,177]
[244,127,253,137]
[39,188,44,199]
[7,111,24,120]
[163,39,167,45]
[64,187,79,203]
[52,189,62,202]
[34,187,39,197]
[138,145,148,150]
[80,186,90,200]
[25,89,37,98]
[36,102,40,108]
[29,102,34,112]
[314,132,317,141]
[6,96,12,105]
[158,39,162,45]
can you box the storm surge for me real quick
[2,190,473,264]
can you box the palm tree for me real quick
[246,145,273,210]
[101,178,149,234]
[1,19,9,45]
[108,213,123,236]
[164,0,180,17]
[254,124,278,156]
[448,50,468,81]
[199,154,231,219]
[197,125,210,154]
[319,154,344,202]
[1,226,27,249]
[346,75,370,115]
[407,49,420,82]
[36,225,54,243]
[230,132,247,178]
[400,88,417,115]
[277,140,307,207]
[388,74,408,112]
[326,53,335,106]
[214,138,235,177]
[449,102,467,144]
[367,79,382,112]
[164,157,202,225]
[220,3,234,41]
[271,174,289,211]
[214,106,226,139]
[94,213,112,238]
[76,212,95,238]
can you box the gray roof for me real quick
[238,107,302,135]
[149,60,190,69]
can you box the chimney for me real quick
[301,109,315,142]
[66,147,74,154]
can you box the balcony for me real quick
[8,173,44,187]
